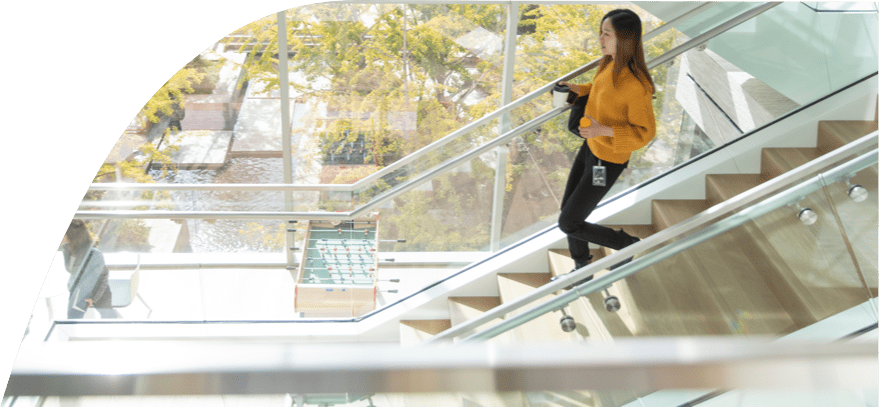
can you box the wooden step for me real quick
[735,218,869,326]
[760,147,822,179]
[447,296,513,344]
[817,120,878,154]
[547,249,640,341]
[448,296,502,326]
[705,174,764,207]
[651,199,710,231]
[497,273,585,342]
[547,248,604,278]
[400,319,451,346]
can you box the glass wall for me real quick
[51,2,878,326]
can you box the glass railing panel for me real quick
[823,162,878,316]
[375,160,495,252]
[670,2,766,36]
[498,115,570,246]
[698,2,877,106]
[499,146,877,342]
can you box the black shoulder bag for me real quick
[566,91,589,137]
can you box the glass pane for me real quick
[695,2,877,105]
[377,160,495,253]
[823,163,878,317]
[502,150,874,341]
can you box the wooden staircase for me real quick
[397,117,877,406]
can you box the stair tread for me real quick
[497,273,584,342]
[548,248,604,277]
[651,199,711,231]
[705,174,764,207]
[448,296,503,312]
[400,319,451,335]
[818,120,878,154]
[761,147,822,179]
[399,319,452,346]
[497,272,552,288]
[448,296,504,328]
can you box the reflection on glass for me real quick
[504,155,875,341]
[823,164,878,315]
[378,161,495,252]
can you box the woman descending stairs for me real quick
[395,117,876,407]
[401,115,876,347]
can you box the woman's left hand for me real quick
[84,298,94,309]
[578,115,613,139]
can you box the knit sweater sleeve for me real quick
[610,89,655,154]
[568,82,592,98]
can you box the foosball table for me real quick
[294,215,384,317]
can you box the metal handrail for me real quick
[426,131,878,342]
[77,3,780,219]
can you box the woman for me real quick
[553,9,656,288]
[61,220,119,319]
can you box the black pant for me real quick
[558,141,628,266]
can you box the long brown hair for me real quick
[65,219,93,255]
[597,9,655,94]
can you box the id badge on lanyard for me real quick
[593,159,607,187]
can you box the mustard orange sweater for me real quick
[569,60,656,164]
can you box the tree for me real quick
[222,4,511,249]
[82,3,696,256]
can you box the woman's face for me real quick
[599,18,617,59]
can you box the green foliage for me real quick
[141,68,205,125]
[209,4,688,251]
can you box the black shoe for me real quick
[551,254,593,290]
[609,229,640,271]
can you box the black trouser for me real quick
[558,141,628,266]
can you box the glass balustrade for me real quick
[478,143,877,344]
[822,161,879,323]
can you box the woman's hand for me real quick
[552,81,572,95]
[578,114,613,139]
[84,298,93,309]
